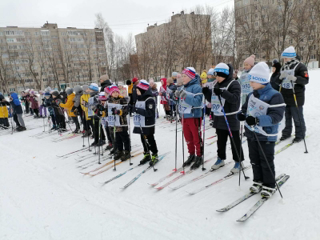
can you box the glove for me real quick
[237,113,246,121]
[286,75,297,83]
[174,90,181,99]
[246,116,258,126]
[279,71,287,80]
[111,107,121,115]
[179,90,187,99]
[214,88,223,96]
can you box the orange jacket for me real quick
[60,93,76,117]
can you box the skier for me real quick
[237,62,285,198]
[165,77,177,121]
[51,90,67,132]
[80,85,92,137]
[239,55,255,105]
[0,93,10,128]
[159,78,170,118]
[203,63,244,173]
[275,46,308,143]
[132,80,159,166]
[270,59,282,91]
[105,85,130,161]
[29,90,40,118]
[60,88,80,133]
[44,91,57,130]
[174,67,203,170]
[9,92,26,131]
[99,74,112,93]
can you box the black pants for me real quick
[0,118,9,127]
[140,134,158,155]
[13,114,21,127]
[106,126,113,144]
[25,101,30,114]
[248,139,275,188]
[282,105,306,139]
[72,116,80,130]
[93,118,105,143]
[30,108,34,115]
[56,114,66,129]
[116,131,130,151]
[33,108,39,117]
[216,128,244,162]
[51,114,57,126]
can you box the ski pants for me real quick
[13,114,21,127]
[248,139,276,188]
[140,134,158,155]
[93,118,105,143]
[0,118,9,127]
[116,130,130,151]
[216,128,244,162]
[39,105,47,117]
[282,105,306,139]
[182,118,202,157]
[71,116,80,130]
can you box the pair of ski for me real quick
[216,174,290,222]
[80,151,144,177]
[52,133,80,142]
[57,146,90,158]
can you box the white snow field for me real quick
[1,70,320,240]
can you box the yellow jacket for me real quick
[0,106,9,118]
[128,83,133,94]
[80,93,91,120]
[60,93,76,117]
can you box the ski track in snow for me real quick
[1,74,320,240]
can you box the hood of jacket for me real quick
[10,92,21,106]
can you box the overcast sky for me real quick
[0,0,233,38]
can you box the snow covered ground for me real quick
[1,71,320,240]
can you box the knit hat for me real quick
[51,91,59,97]
[172,72,178,78]
[82,85,89,92]
[182,67,196,79]
[200,71,207,80]
[66,88,73,95]
[132,77,139,84]
[44,92,51,96]
[45,87,52,93]
[167,77,174,84]
[98,92,107,101]
[89,83,99,92]
[126,80,132,85]
[214,63,230,78]
[106,84,120,95]
[248,62,270,85]
[207,68,215,76]
[244,55,256,66]
[100,74,109,81]
[281,46,296,58]
[272,60,282,73]
[74,85,82,94]
[137,79,150,91]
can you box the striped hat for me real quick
[89,83,99,92]
[182,67,196,79]
[98,92,107,101]
[106,84,120,95]
[281,46,296,58]
[137,79,150,91]
[214,63,230,78]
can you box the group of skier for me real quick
[0,45,308,199]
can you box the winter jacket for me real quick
[100,80,112,93]
[128,82,133,94]
[166,83,177,106]
[80,93,91,120]
[160,79,167,105]
[10,93,23,114]
[151,85,159,105]
[87,91,99,118]
[275,60,308,106]
[60,93,76,117]
[179,77,203,119]
[203,64,241,131]
[29,95,39,109]
[52,96,64,116]
[0,95,9,118]
[105,96,128,132]
[133,88,156,135]
[239,83,285,142]
[270,72,280,91]
[44,96,55,115]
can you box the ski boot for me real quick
[261,186,276,198]
[230,162,242,173]
[121,150,130,161]
[149,153,159,166]
[140,152,151,165]
[190,156,203,170]
[105,142,113,151]
[292,137,303,143]
[211,158,225,170]
[82,130,92,138]
[250,182,263,193]
[110,148,116,155]
[182,155,195,167]
[114,150,123,160]
[72,128,80,134]
[51,125,57,131]
[280,135,290,141]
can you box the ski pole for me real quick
[201,98,206,171]
[218,95,249,180]
[181,110,185,174]
[290,80,308,153]
[43,115,45,132]
[252,130,283,198]
[239,124,243,186]
[98,118,101,164]
[128,113,133,166]
[88,117,91,152]
[174,103,178,172]
[82,111,85,147]
[113,124,117,171]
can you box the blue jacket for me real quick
[166,84,177,106]
[239,83,285,142]
[10,93,23,114]
[181,78,203,119]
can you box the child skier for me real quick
[105,85,130,161]
[166,77,177,121]
[239,55,255,104]
[60,88,80,133]
[159,78,170,118]
[39,91,47,118]
[80,85,92,137]
[9,92,26,131]
[44,91,57,130]
[203,63,244,173]
[51,91,67,132]
[174,67,203,170]
[132,80,159,166]
[29,90,40,118]
[0,93,10,128]
[237,62,285,198]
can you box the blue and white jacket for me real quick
[180,78,203,119]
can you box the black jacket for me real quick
[275,60,308,106]
[203,64,241,131]
[270,72,280,91]
[133,88,156,135]
[100,80,112,93]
